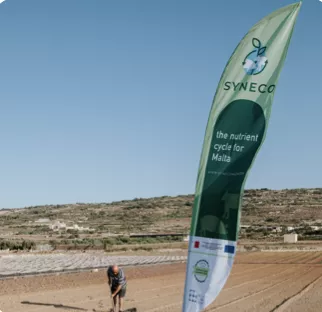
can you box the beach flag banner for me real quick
[182,2,302,311]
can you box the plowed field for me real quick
[1,251,322,312]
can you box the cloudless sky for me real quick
[0,0,320,208]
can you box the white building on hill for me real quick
[284,233,298,243]
[49,221,67,231]
[49,220,93,232]
[35,218,51,224]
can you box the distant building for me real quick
[284,233,298,243]
[272,226,282,233]
[66,224,91,231]
[49,220,92,232]
[240,225,251,229]
[35,218,51,224]
[49,221,67,231]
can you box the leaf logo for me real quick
[242,38,268,75]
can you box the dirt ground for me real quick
[1,251,322,312]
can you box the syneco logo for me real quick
[223,37,275,94]
[243,38,268,75]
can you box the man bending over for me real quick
[107,265,127,312]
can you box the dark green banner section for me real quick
[195,100,265,241]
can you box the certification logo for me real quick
[193,259,209,283]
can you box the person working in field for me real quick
[107,265,127,312]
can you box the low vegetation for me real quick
[0,239,35,251]
[0,188,322,250]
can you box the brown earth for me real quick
[1,252,322,312]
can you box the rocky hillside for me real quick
[0,188,321,239]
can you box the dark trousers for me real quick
[111,285,126,298]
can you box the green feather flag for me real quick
[182,2,302,311]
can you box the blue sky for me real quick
[0,0,320,208]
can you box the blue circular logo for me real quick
[243,38,268,75]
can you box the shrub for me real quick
[0,239,36,251]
